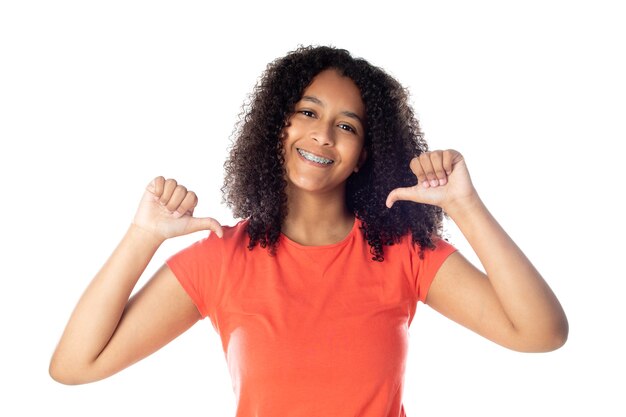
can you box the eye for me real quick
[338,123,357,134]
[299,109,315,118]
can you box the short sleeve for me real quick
[414,238,457,303]
[166,231,223,319]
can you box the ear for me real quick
[354,148,368,173]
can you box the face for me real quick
[281,69,367,195]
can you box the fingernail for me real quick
[430,179,438,187]
[439,178,447,185]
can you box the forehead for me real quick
[301,69,365,116]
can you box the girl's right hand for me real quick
[132,176,223,241]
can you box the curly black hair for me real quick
[222,45,443,261]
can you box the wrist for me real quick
[128,222,166,247]
[443,192,485,220]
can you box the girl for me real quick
[50,46,568,416]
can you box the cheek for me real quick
[283,120,304,137]
[280,127,293,150]
[281,125,308,154]
[280,128,298,161]
[281,125,294,143]
[344,142,366,164]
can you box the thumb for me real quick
[386,186,418,208]
[146,178,156,194]
[146,176,163,196]
[186,216,224,238]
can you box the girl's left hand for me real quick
[385,149,478,212]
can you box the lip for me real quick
[296,148,335,167]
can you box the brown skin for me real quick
[49,177,221,384]
[222,45,444,260]
[387,151,569,352]
[49,70,567,386]
[281,69,367,245]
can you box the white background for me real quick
[1,0,624,415]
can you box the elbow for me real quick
[543,312,569,352]
[548,315,569,351]
[533,328,568,353]
[49,359,79,385]
[49,356,96,385]
[49,360,73,385]
[515,316,569,353]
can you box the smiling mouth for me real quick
[297,148,334,165]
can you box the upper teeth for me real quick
[298,148,334,164]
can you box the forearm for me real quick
[51,224,164,374]
[446,195,568,344]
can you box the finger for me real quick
[159,178,178,205]
[409,157,428,188]
[429,151,447,186]
[147,176,165,199]
[386,186,417,208]
[442,150,454,176]
[172,191,198,218]
[186,216,224,238]
[419,153,437,188]
[165,185,189,213]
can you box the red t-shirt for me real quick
[167,218,456,417]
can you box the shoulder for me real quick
[168,219,249,263]
[197,218,249,243]
[377,222,455,259]
[220,218,249,241]
[219,219,250,251]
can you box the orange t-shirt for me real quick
[166,218,456,417]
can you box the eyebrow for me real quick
[301,95,364,125]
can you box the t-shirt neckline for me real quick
[280,217,360,250]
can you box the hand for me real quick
[385,150,478,213]
[132,176,223,241]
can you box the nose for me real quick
[311,121,335,146]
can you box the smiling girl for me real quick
[50,46,568,417]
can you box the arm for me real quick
[386,150,568,352]
[49,177,223,384]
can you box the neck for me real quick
[282,186,355,246]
